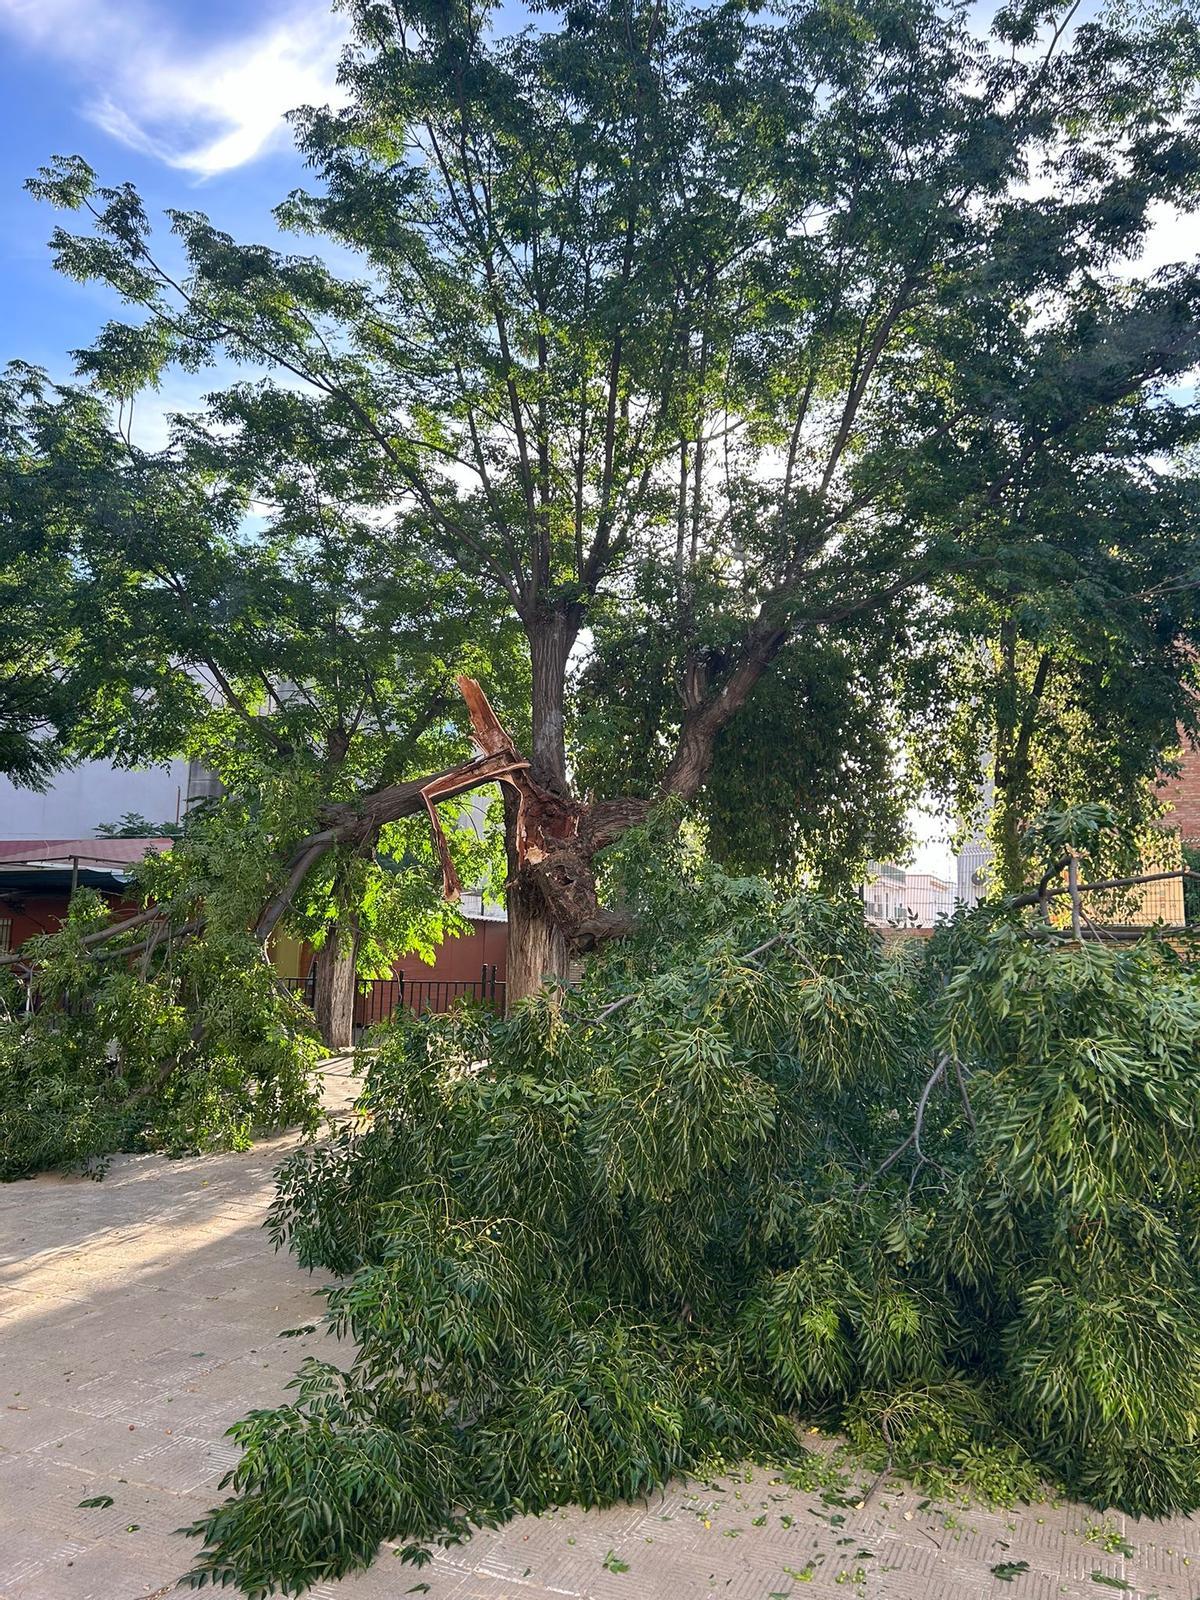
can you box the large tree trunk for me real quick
[312,917,358,1051]
[528,608,576,796]
[506,872,571,1001]
[505,609,581,998]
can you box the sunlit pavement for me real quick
[2,1055,1198,1600]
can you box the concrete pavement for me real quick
[2,1056,1198,1599]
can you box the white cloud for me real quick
[0,0,348,178]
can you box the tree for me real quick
[96,813,185,839]
[905,375,1200,893]
[0,548,72,789]
[0,368,524,1041]
[0,366,113,789]
[23,0,1200,990]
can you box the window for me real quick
[0,918,11,953]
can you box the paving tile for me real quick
[0,1402,91,1453]
[3,1533,176,1600]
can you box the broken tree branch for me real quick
[2,678,576,977]
[0,901,175,968]
[855,1051,961,1197]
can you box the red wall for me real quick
[1,888,508,992]
[396,917,507,984]
[1159,744,1200,844]
[295,917,508,985]
[0,891,130,955]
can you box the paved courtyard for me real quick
[3,1058,1200,1600]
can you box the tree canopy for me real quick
[13,0,1200,975]
[0,363,529,1034]
[907,385,1200,890]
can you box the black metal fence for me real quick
[283,971,317,1005]
[284,965,506,1027]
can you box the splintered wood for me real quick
[417,676,580,900]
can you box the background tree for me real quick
[22,0,1200,989]
[909,426,1200,893]
[573,593,916,885]
[95,813,186,840]
[0,545,73,789]
[0,369,524,1042]
[0,365,139,788]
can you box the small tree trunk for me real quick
[991,780,1028,896]
[313,918,358,1051]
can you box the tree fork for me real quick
[0,680,652,995]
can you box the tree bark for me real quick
[505,869,571,1002]
[312,917,358,1051]
[503,607,582,994]
[991,785,1023,896]
[527,606,578,795]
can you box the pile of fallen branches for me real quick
[180,860,1200,1596]
[0,874,322,1180]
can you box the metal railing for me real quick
[1011,859,1200,936]
[282,971,317,1006]
[355,968,506,1027]
[282,965,506,1026]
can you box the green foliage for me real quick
[0,823,323,1180]
[0,360,526,791]
[294,798,506,982]
[20,0,1200,873]
[96,812,184,839]
[1183,843,1200,925]
[180,849,1200,1593]
[0,733,510,1176]
[574,611,912,886]
[1020,802,1151,898]
[908,446,1200,891]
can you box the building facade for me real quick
[862,862,956,928]
[0,758,195,838]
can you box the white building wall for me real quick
[955,774,994,908]
[0,759,190,839]
[863,865,956,927]
[903,873,956,926]
[956,839,991,907]
[863,862,909,925]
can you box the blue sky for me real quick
[0,0,1189,405]
[0,0,349,384]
